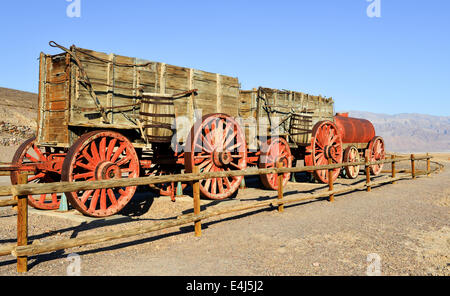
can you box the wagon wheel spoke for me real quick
[27,172,46,183]
[228,142,242,151]
[204,178,212,192]
[76,160,95,171]
[106,138,117,161]
[202,161,214,173]
[100,189,107,211]
[25,153,39,163]
[107,189,117,206]
[223,122,234,145]
[200,134,214,153]
[82,147,95,166]
[223,176,232,189]
[110,142,127,163]
[194,153,212,159]
[229,161,242,169]
[88,189,101,213]
[90,141,101,163]
[224,130,237,150]
[198,159,212,169]
[116,155,132,167]
[81,190,94,205]
[32,144,47,162]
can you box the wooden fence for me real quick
[0,153,443,273]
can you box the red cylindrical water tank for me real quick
[334,114,375,144]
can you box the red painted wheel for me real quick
[343,146,360,179]
[185,114,247,200]
[11,137,64,210]
[61,131,140,217]
[305,121,343,183]
[147,164,187,197]
[367,136,385,176]
[259,137,292,190]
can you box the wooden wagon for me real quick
[10,42,385,217]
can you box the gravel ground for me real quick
[0,158,448,276]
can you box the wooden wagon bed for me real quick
[37,44,241,148]
[239,87,334,149]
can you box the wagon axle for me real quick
[95,162,121,180]
[324,144,338,160]
[213,151,233,167]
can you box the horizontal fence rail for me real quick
[0,155,431,198]
[0,153,443,273]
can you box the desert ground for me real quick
[0,154,448,276]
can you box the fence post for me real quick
[365,151,371,192]
[16,173,28,273]
[277,162,284,212]
[411,154,416,179]
[391,155,396,184]
[426,153,431,177]
[192,166,201,237]
[328,158,334,202]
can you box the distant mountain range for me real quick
[346,111,450,153]
[0,87,448,153]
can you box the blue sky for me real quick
[0,0,449,116]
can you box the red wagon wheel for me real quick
[367,136,385,176]
[343,146,361,179]
[305,121,343,183]
[185,113,247,200]
[61,130,140,217]
[10,137,63,210]
[259,137,292,190]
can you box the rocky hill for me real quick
[0,87,37,145]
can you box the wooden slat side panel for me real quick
[38,53,70,146]
[62,47,241,145]
[239,87,334,145]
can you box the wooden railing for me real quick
[0,153,443,273]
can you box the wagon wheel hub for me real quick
[95,161,121,180]
[213,151,233,167]
[324,145,337,160]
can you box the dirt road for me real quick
[0,159,448,276]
